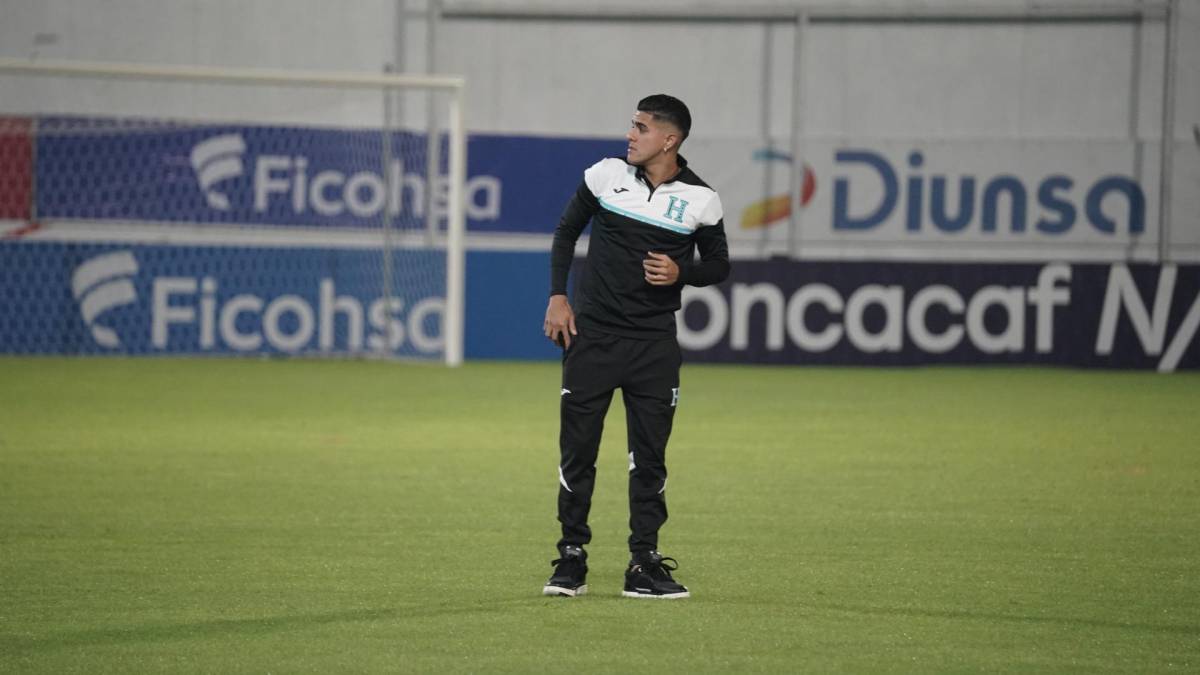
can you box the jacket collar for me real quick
[632,154,688,186]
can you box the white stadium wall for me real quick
[1,0,1196,263]
[2,0,1195,138]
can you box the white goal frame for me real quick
[0,57,468,366]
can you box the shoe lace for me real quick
[636,556,679,580]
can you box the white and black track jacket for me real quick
[550,155,731,338]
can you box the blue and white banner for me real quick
[35,117,620,233]
[0,240,561,361]
[3,241,1197,369]
[0,241,446,357]
[33,117,1185,262]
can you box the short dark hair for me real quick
[637,94,691,142]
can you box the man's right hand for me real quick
[544,294,577,349]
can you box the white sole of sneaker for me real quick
[621,590,690,599]
[543,584,587,597]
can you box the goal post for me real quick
[0,58,467,366]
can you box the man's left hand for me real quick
[643,252,679,286]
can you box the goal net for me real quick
[0,59,466,365]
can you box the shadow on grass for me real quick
[813,602,1199,636]
[0,599,537,655]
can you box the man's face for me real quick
[626,111,678,166]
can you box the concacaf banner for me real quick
[675,260,1200,371]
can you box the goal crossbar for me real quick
[0,58,464,91]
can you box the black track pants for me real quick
[556,329,681,554]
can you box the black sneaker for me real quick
[543,545,588,597]
[622,551,690,599]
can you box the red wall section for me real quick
[0,117,33,220]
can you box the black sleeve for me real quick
[549,181,600,296]
[678,219,730,287]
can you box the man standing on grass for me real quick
[541,94,730,599]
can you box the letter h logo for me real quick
[664,196,689,223]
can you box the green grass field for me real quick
[1,357,1197,673]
